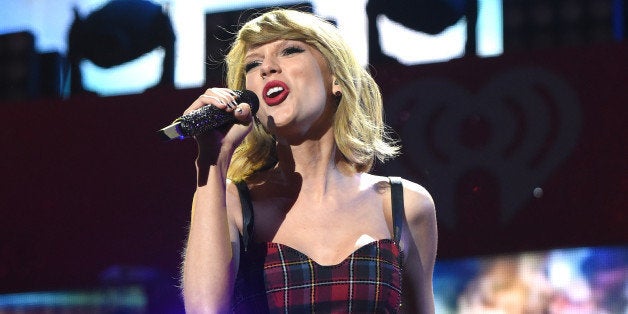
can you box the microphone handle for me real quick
[158,106,234,141]
[178,105,235,137]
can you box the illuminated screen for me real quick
[0,286,146,312]
[0,0,502,97]
[434,246,628,313]
[1,246,624,312]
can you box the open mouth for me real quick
[263,80,290,106]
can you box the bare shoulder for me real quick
[397,178,435,223]
[364,174,435,218]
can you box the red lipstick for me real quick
[262,80,290,106]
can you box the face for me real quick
[243,39,337,141]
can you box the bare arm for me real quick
[180,88,254,313]
[399,179,438,314]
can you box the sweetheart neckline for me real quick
[254,238,401,267]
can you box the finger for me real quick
[184,93,228,115]
[234,103,253,124]
[199,94,224,103]
[211,88,238,109]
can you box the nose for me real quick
[260,57,280,79]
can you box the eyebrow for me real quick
[244,50,262,60]
[245,39,300,59]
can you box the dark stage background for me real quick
[2,40,626,286]
[0,35,626,313]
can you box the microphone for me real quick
[158,90,259,141]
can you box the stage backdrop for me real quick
[0,42,626,292]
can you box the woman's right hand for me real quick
[184,88,255,181]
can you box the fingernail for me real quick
[236,108,243,114]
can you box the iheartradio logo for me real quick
[381,67,582,229]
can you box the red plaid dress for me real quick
[232,177,405,313]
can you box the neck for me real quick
[274,130,356,197]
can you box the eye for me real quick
[282,45,305,56]
[244,60,261,73]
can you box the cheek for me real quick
[309,78,333,111]
[297,66,329,104]
[244,74,262,92]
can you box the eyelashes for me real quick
[282,46,305,55]
[244,44,305,73]
[245,61,260,73]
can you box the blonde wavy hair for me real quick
[225,9,399,181]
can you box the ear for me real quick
[332,76,342,96]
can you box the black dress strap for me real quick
[388,176,404,244]
[234,181,254,251]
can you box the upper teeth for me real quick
[266,86,284,96]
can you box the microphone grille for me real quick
[236,90,260,114]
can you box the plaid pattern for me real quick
[232,239,402,313]
[232,178,405,313]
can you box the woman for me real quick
[181,9,437,313]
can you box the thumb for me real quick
[234,103,253,124]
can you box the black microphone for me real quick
[158,90,259,141]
